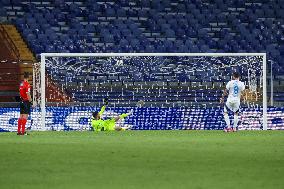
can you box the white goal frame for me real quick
[40,53,267,130]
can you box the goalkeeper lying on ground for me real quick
[91,99,133,131]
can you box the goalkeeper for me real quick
[91,98,133,131]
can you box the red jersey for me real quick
[19,80,31,101]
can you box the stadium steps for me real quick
[1,24,35,88]
[0,62,19,92]
[0,20,72,105]
[1,25,34,72]
[0,25,21,100]
[1,25,36,62]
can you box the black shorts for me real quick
[20,101,31,115]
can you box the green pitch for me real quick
[0,131,283,189]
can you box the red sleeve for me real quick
[25,82,31,93]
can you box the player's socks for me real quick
[121,125,132,130]
[21,118,27,134]
[224,114,230,128]
[119,109,134,119]
[17,118,22,134]
[233,114,238,130]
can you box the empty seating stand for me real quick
[0,0,283,105]
[0,0,282,70]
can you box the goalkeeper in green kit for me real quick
[91,98,133,131]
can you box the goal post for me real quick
[263,53,267,130]
[35,53,267,131]
[40,53,46,130]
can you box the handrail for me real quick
[0,24,20,60]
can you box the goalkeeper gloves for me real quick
[103,97,109,105]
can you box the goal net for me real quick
[32,53,267,131]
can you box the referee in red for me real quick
[17,72,32,135]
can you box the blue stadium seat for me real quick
[1,0,10,5]
[0,7,6,16]
[164,29,175,38]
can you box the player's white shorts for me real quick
[225,98,240,113]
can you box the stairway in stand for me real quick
[0,24,72,104]
[1,24,35,80]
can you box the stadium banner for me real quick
[0,107,283,132]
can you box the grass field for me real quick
[0,131,283,189]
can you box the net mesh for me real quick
[44,56,263,105]
[32,54,265,130]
